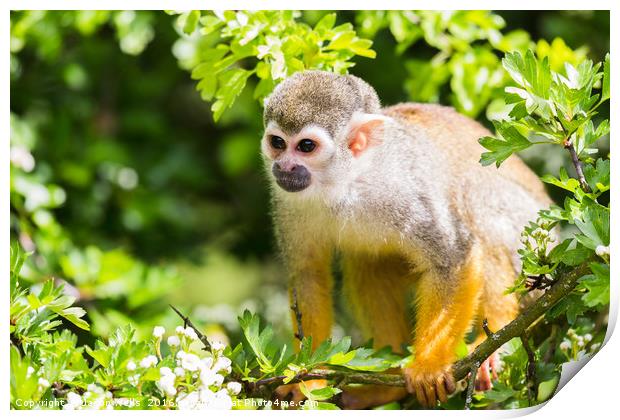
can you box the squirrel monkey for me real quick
[261,71,551,408]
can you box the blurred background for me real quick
[9,11,610,350]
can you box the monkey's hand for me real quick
[402,364,456,408]
[273,379,328,408]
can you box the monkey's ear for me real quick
[347,114,387,157]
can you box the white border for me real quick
[3,2,617,420]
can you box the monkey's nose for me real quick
[274,162,302,173]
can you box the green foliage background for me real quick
[10,10,610,410]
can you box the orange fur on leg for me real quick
[339,253,414,408]
[404,245,484,407]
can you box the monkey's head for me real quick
[261,70,386,195]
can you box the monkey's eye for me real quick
[270,136,286,150]
[297,139,317,153]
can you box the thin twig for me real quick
[563,139,592,193]
[169,304,212,352]
[521,332,537,405]
[464,362,480,410]
[290,286,304,344]
[482,318,494,338]
[543,325,558,364]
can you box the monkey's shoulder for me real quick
[381,103,490,140]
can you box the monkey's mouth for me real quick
[272,163,312,192]
[274,174,311,192]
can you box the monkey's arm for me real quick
[403,244,484,407]
[273,219,334,403]
[286,249,334,350]
[274,209,334,349]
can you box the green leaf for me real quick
[47,288,90,331]
[10,346,39,405]
[238,310,285,374]
[574,204,609,250]
[580,263,610,307]
[482,382,518,403]
[583,158,610,194]
[547,293,586,324]
[182,11,200,35]
[309,386,342,401]
[212,69,251,122]
[601,53,610,101]
[541,167,580,193]
[314,13,336,34]
[85,341,111,368]
[479,121,531,167]
[537,374,559,402]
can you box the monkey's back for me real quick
[382,103,550,206]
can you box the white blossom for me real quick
[560,341,571,351]
[213,356,232,374]
[239,26,260,46]
[152,326,165,338]
[210,340,226,352]
[176,391,200,410]
[167,335,181,347]
[226,381,242,395]
[595,245,610,258]
[584,334,593,342]
[38,377,50,388]
[140,355,158,368]
[176,326,186,335]
[63,392,83,410]
[236,12,249,26]
[199,369,224,387]
[126,360,137,371]
[177,351,202,372]
[27,366,35,378]
[87,384,98,392]
[201,357,214,370]
[157,367,177,397]
[10,145,35,172]
[184,327,199,341]
[174,367,186,377]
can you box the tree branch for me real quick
[245,262,590,395]
[464,362,480,410]
[169,304,212,352]
[563,139,591,193]
[521,332,537,404]
[290,286,304,344]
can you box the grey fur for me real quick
[264,71,380,138]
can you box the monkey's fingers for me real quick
[403,366,456,408]
[273,383,303,404]
[475,359,493,391]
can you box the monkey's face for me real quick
[261,122,338,194]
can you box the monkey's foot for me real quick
[475,351,501,391]
[403,365,456,408]
[273,379,327,409]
